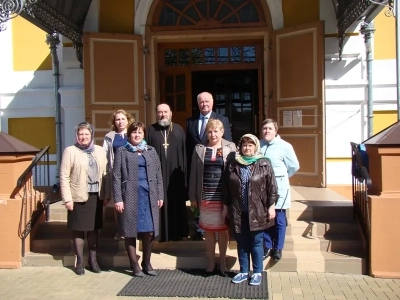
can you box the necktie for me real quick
[199,116,207,138]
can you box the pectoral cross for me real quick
[162,133,169,155]
[160,128,170,156]
[163,139,169,151]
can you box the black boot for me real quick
[272,249,282,261]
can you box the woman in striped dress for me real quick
[189,119,236,277]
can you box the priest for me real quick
[146,103,189,242]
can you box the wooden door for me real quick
[192,70,258,144]
[159,68,192,129]
[83,33,145,145]
[272,22,325,187]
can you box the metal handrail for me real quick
[17,146,51,257]
[16,146,50,188]
[350,141,372,274]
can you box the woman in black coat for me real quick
[113,122,164,277]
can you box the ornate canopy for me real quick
[334,0,392,57]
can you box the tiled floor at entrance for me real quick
[0,267,399,300]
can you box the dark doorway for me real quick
[192,70,258,144]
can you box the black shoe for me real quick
[219,270,229,277]
[263,248,272,260]
[272,249,282,261]
[141,263,157,276]
[88,261,101,273]
[203,264,217,278]
[131,264,145,277]
[133,271,145,277]
[193,232,205,241]
[75,263,85,275]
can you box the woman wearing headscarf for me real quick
[189,118,236,277]
[222,134,278,286]
[103,109,135,240]
[113,122,164,277]
[60,122,109,275]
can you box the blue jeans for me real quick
[263,209,287,250]
[234,213,264,273]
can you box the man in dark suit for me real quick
[186,91,233,240]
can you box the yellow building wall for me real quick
[12,17,51,71]
[373,110,397,135]
[374,10,396,60]
[8,117,56,154]
[282,0,319,28]
[99,0,135,33]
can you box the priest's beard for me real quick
[158,119,171,127]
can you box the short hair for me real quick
[156,103,171,112]
[261,118,278,132]
[108,109,135,131]
[205,118,224,132]
[197,92,213,103]
[127,121,146,137]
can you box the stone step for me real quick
[32,228,362,254]
[36,219,360,239]
[288,200,354,222]
[32,218,364,255]
[23,249,366,274]
[287,220,360,238]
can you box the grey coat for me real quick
[112,146,164,238]
[188,138,236,206]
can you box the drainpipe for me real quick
[360,22,375,138]
[46,33,62,201]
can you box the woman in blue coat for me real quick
[259,118,299,262]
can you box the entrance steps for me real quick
[24,187,366,274]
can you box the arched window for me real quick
[152,0,266,30]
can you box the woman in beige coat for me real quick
[60,122,109,276]
[189,119,236,277]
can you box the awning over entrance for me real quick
[334,0,390,58]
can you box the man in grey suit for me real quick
[186,91,233,240]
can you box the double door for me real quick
[159,69,258,144]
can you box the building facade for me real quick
[0,0,396,194]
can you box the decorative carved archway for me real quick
[151,0,267,29]
[134,0,283,35]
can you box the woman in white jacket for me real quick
[259,118,300,262]
[103,109,134,240]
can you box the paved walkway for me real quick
[0,267,399,300]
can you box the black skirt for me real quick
[67,193,103,231]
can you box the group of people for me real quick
[60,91,299,286]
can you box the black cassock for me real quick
[146,122,189,241]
